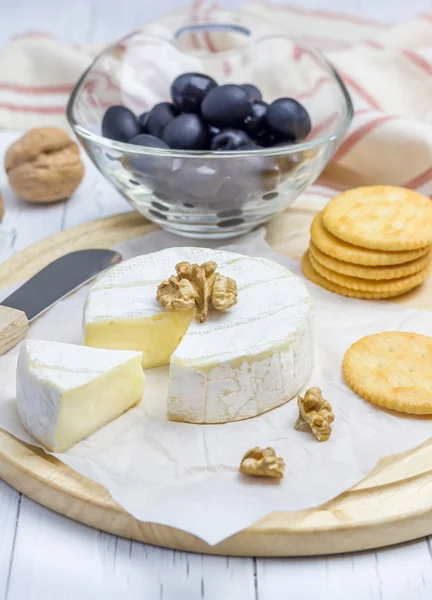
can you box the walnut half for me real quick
[294,387,334,442]
[157,260,238,322]
[156,275,198,313]
[239,446,285,479]
[212,273,238,311]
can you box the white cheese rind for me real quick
[84,248,314,424]
[168,293,314,423]
[16,340,144,451]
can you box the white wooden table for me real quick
[1,1,432,598]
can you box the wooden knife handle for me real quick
[0,306,29,355]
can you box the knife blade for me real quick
[0,249,122,355]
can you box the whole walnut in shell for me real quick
[5,127,84,203]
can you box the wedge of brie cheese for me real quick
[16,340,144,452]
[84,248,314,424]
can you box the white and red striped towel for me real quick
[1,0,432,204]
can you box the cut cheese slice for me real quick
[16,340,144,452]
[84,247,314,423]
[84,287,195,369]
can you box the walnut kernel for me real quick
[157,260,238,323]
[212,273,238,311]
[294,387,334,442]
[239,446,285,479]
[156,276,198,313]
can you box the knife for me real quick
[0,249,122,356]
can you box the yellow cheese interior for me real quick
[84,310,195,369]
[53,357,145,453]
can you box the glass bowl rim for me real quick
[66,25,354,159]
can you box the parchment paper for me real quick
[0,228,431,546]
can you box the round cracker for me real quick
[309,250,431,293]
[342,332,432,414]
[322,186,432,251]
[310,213,429,266]
[301,252,406,299]
[309,242,431,280]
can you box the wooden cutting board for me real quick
[1,205,432,557]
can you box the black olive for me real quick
[266,98,311,141]
[162,114,209,150]
[201,85,252,128]
[210,129,252,151]
[171,72,217,113]
[146,102,179,138]
[241,83,262,103]
[243,101,268,135]
[102,105,141,142]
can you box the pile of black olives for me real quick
[102,72,311,151]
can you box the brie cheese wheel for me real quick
[16,340,144,452]
[84,248,314,423]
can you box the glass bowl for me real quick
[67,9,353,239]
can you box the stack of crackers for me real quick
[302,186,432,299]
